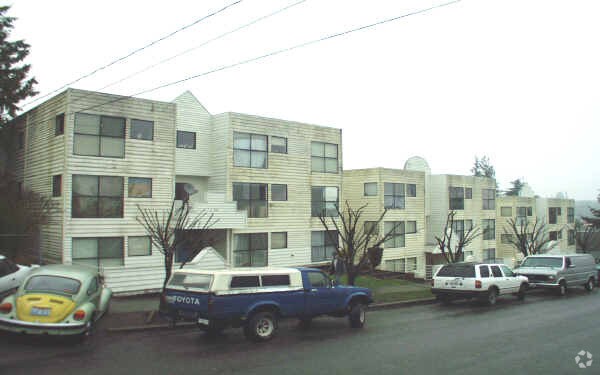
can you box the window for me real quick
[234,132,267,168]
[52,175,62,197]
[501,234,513,244]
[482,219,495,240]
[557,230,562,239]
[87,277,99,295]
[55,113,65,136]
[308,271,329,288]
[311,141,338,173]
[364,182,377,197]
[271,136,287,153]
[527,207,533,216]
[271,232,287,249]
[449,187,464,210]
[175,182,189,201]
[128,236,151,256]
[482,189,495,210]
[407,184,417,197]
[568,229,575,245]
[72,237,124,268]
[549,207,558,224]
[436,264,475,277]
[490,264,502,277]
[234,233,268,267]
[176,130,196,149]
[483,249,496,262]
[465,187,472,199]
[128,177,152,198]
[311,230,338,262]
[501,265,515,277]
[233,183,268,218]
[516,207,528,226]
[74,113,125,158]
[18,131,24,149]
[549,231,561,241]
[406,257,417,272]
[130,119,153,140]
[271,184,287,201]
[384,221,405,248]
[230,276,260,288]
[479,265,490,278]
[452,220,472,241]
[311,186,339,217]
[406,221,417,234]
[364,221,379,236]
[384,183,405,209]
[261,274,290,287]
[501,207,512,217]
[72,175,123,218]
[386,259,405,272]
[567,207,574,223]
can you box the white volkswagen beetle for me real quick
[0,255,38,298]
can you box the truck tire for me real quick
[517,284,527,300]
[486,288,498,306]
[348,302,366,328]
[584,278,595,292]
[557,281,567,296]
[244,311,278,342]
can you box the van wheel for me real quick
[557,281,567,296]
[487,288,498,306]
[585,278,595,292]
[517,284,526,300]
[244,311,278,342]
[348,303,366,328]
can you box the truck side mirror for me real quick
[330,279,337,288]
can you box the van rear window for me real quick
[436,264,475,278]
[261,274,290,287]
[230,276,260,288]
[168,273,212,290]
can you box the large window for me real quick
[384,183,405,209]
[176,131,196,149]
[128,177,152,198]
[311,186,339,217]
[311,141,338,173]
[72,237,123,268]
[271,136,287,153]
[364,182,377,196]
[449,187,464,210]
[311,230,338,262]
[482,189,495,210]
[74,113,125,158]
[72,175,123,218]
[233,183,268,218]
[452,219,473,241]
[482,219,495,240]
[234,233,268,267]
[128,236,151,256]
[130,119,154,140]
[384,221,405,248]
[271,184,287,201]
[234,132,267,168]
[567,207,574,223]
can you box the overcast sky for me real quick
[7,0,600,200]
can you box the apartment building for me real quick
[13,89,342,293]
[496,196,537,262]
[343,168,426,277]
[536,197,576,252]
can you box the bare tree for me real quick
[575,219,596,253]
[136,201,217,291]
[434,211,481,263]
[503,217,555,257]
[318,201,401,286]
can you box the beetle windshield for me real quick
[520,257,563,268]
[168,273,213,291]
[25,275,81,295]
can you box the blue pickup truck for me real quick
[163,267,373,341]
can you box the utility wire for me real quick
[21,0,244,108]
[77,0,461,114]
[97,0,307,93]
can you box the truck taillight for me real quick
[0,302,12,314]
[475,280,482,289]
[73,310,86,321]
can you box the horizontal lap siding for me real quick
[227,113,342,266]
[174,92,211,176]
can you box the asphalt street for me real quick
[1,289,599,375]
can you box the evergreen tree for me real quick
[471,155,495,178]
[582,192,600,228]
[505,179,524,196]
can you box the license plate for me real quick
[30,307,51,316]
[197,318,209,325]
[448,280,460,288]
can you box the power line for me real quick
[21,0,245,108]
[78,0,461,114]
[96,0,308,93]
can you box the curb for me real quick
[104,298,438,333]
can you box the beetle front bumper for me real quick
[0,316,88,335]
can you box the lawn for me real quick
[337,274,434,303]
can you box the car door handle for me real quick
[310,288,317,292]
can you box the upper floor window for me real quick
[128,236,152,257]
[128,177,152,198]
[52,175,62,197]
[384,183,405,209]
[130,119,154,141]
[500,207,512,217]
[364,182,377,196]
[482,219,495,240]
[74,113,125,158]
[175,182,189,202]
[449,187,464,210]
[271,184,287,201]
[311,186,339,217]
[549,207,559,224]
[465,187,472,199]
[271,136,287,153]
[568,229,575,245]
[452,219,473,241]
[55,113,65,136]
[72,175,123,218]
[176,130,196,149]
[311,141,338,173]
[384,221,405,248]
[234,132,267,168]
[271,232,287,249]
[407,184,417,197]
[482,189,495,210]
[567,207,574,223]
[234,233,268,267]
[233,183,268,218]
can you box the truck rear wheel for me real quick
[348,303,366,328]
[585,278,595,292]
[244,311,278,342]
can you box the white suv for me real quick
[431,262,529,305]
